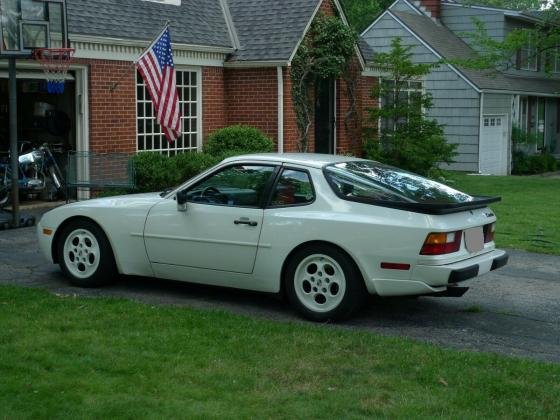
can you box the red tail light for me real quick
[420,231,462,255]
[483,223,495,243]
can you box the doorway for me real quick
[314,78,335,154]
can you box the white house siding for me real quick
[440,4,505,51]
[362,11,481,171]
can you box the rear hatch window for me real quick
[324,161,499,214]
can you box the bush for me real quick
[204,125,274,156]
[132,152,219,193]
[512,150,558,175]
[173,152,220,182]
[132,152,179,193]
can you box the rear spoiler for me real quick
[347,196,501,215]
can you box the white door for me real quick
[144,164,277,275]
[480,115,508,175]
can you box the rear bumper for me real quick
[371,249,508,296]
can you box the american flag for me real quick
[136,26,181,143]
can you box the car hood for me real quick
[61,192,164,209]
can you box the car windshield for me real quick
[324,161,473,204]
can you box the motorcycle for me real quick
[0,142,65,208]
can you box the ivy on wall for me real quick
[290,13,357,152]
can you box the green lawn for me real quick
[1,286,559,418]
[447,173,560,255]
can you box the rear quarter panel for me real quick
[253,167,498,294]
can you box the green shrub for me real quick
[204,125,274,156]
[132,152,179,192]
[131,152,220,193]
[174,152,220,182]
[512,150,558,175]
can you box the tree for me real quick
[291,15,357,152]
[457,1,560,73]
[339,0,393,33]
[365,38,457,176]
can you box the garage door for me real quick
[480,115,508,175]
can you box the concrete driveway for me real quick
[1,216,559,363]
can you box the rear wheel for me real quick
[285,244,366,321]
[57,220,117,287]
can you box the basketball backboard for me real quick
[0,0,68,56]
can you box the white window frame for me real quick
[136,66,202,155]
[379,78,423,133]
[519,32,538,72]
[553,46,560,74]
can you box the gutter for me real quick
[69,34,235,54]
[224,60,289,68]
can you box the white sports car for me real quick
[38,154,508,321]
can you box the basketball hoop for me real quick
[33,48,75,94]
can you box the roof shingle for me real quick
[67,0,233,48]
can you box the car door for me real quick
[144,163,277,274]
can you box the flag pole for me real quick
[109,21,171,92]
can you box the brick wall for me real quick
[81,59,137,154]
[282,67,300,152]
[224,67,279,144]
[202,66,227,140]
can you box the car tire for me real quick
[57,219,117,288]
[285,244,367,322]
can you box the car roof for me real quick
[222,153,366,169]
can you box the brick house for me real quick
[0,0,377,171]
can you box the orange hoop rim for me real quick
[33,47,75,61]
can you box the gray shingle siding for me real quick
[440,4,505,49]
[362,13,480,172]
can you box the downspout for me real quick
[277,66,284,153]
[478,91,485,173]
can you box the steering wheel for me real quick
[199,186,227,204]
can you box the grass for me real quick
[447,173,560,255]
[1,285,559,418]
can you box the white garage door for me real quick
[480,115,508,175]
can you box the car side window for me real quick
[186,165,275,207]
[270,169,314,207]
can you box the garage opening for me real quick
[0,69,76,201]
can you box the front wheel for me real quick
[57,220,117,287]
[285,244,367,322]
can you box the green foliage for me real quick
[291,14,357,151]
[365,38,456,176]
[512,125,540,147]
[3,285,560,417]
[132,152,179,193]
[339,0,393,33]
[455,2,560,73]
[512,150,559,174]
[449,172,560,254]
[203,125,274,156]
[131,125,273,192]
[131,151,219,193]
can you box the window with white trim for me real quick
[553,47,560,74]
[136,70,199,155]
[518,33,538,71]
[380,79,423,132]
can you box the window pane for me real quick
[325,161,473,204]
[136,70,199,153]
[271,169,315,206]
[187,165,275,207]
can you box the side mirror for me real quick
[176,190,188,212]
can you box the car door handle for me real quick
[234,218,258,227]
